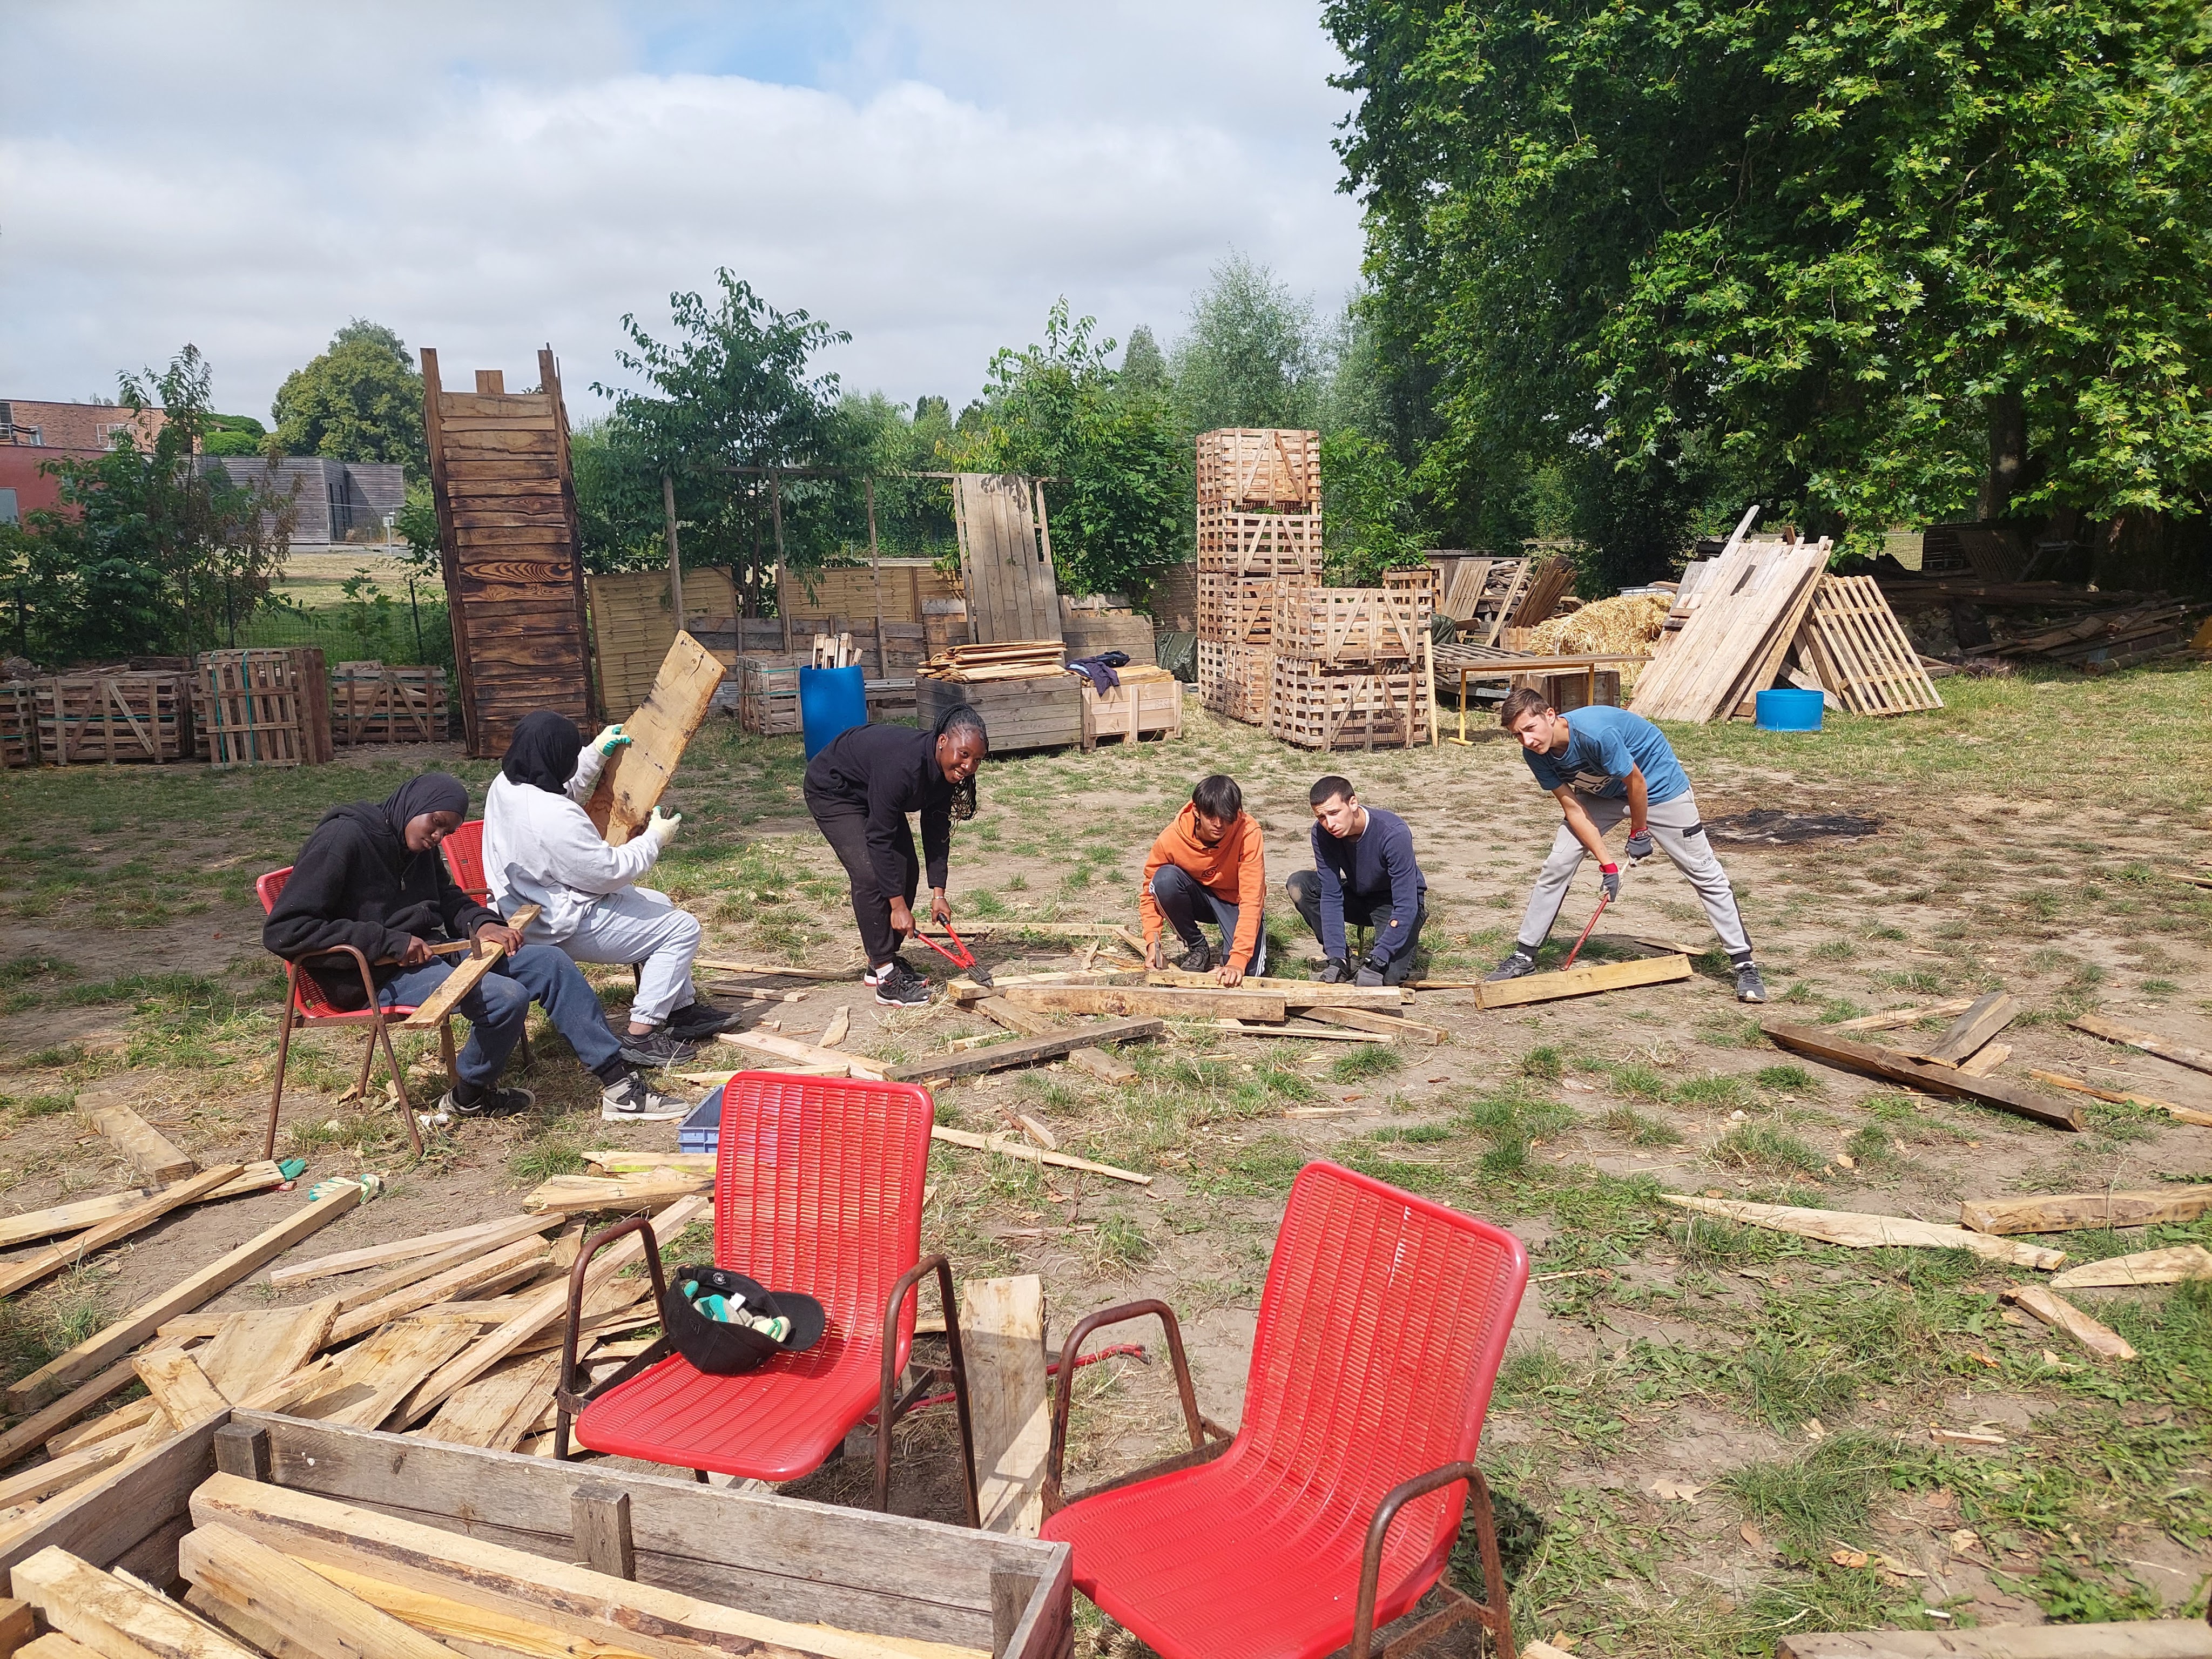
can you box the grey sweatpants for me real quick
[557,886,702,1025]
[1515,790,1753,964]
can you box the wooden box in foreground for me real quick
[0,1409,1073,1659]
[916,673,1081,754]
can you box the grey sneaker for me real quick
[1736,965,1768,1004]
[1175,940,1213,974]
[442,1083,536,1118]
[600,1073,689,1122]
[617,1025,698,1069]
[1486,949,1540,982]
[668,1001,740,1038]
[868,957,930,1008]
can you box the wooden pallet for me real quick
[1197,572,1304,643]
[1081,669,1183,748]
[1798,576,1943,716]
[1195,506,1323,578]
[1271,587,1428,665]
[1629,543,1828,723]
[1195,428,1320,511]
[1196,639,1226,711]
[37,672,192,765]
[1266,659,1429,750]
[0,682,33,768]
[735,656,800,736]
[1223,643,1274,725]
[330,662,449,745]
[195,651,315,767]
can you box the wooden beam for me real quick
[947,968,1142,1007]
[240,1564,653,1659]
[1140,971,1412,1008]
[131,1351,227,1429]
[0,1164,245,1301]
[0,1598,29,1659]
[1828,997,1978,1033]
[569,1483,636,1581]
[2051,1244,2212,1290]
[522,1172,712,1217]
[2026,1069,2212,1127]
[12,1546,264,1659]
[1760,1021,2082,1131]
[182,1523,466,1659]
[962,1277,1047,1537]
[1906,992,2018,1065]
[929,1127,1149,1186]
[328,1237,554,1345]
[1958,1186,2212,1235]
[327,1216,561,1312]
[694,960,854,981]
[1000,986,1286,1021]
[269,1218,524,1287]
[716,1030,885,1080]
[1657,1193,2065,1269]
[1778,1620,2212,1657]
[1203,1020,1379,1042]
[2072,1013,2212,1077]
[888,1019,1164,1084]
[6,1185,361,1412]
[1475,954,1690,1010]
[400,904,541,1030]
[1291,1006,1445,1044]
[971,1001,1137,1085]
[78,1097,194,1183]
[2002,1284,2136,1361]
[586,631,725,848]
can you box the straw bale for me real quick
[1524,593,1669,656]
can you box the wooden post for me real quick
[772,473,790,653]
[661,474,685,625]
[213,1424,271,1482]
[867,476,887,679]
[569,1483,635,1580]
[418,349,478,754]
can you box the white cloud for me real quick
[1,2,1362,421]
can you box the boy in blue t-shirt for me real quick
[1488,689,1764,1002]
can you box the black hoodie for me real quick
[263,800,501,1010]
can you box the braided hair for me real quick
[935,705,989,821]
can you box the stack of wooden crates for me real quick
[1195,428,1322,725]
[1267,570,1435,750]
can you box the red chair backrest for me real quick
[442,819,490,903]
[256,864,349,1021]
[712,1074,936,1380]
[1230,1162,1528,1590]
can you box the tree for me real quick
[271,319,427,478]
[1120,327,1169,396]
[1321,429,1429,583]
[1170,254,1323,436]
[1328,0,2212,572]
[200,413,267,457]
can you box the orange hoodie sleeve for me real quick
[1138,818,1179,945]
[1228,812,1266,971]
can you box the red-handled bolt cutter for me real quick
[913,921,993,987]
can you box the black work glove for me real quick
[1599,864,1622,902]
[1624,829,1654,864]
[1354,963,1386,988]
[1317,957,1353,984]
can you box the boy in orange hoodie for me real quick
[1139,774,1268,987]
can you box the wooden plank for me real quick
[1907,992,2018,1065]
[328,1239,551,1347]
[79,1101,194,1183]
[1761,1022,2083,1132]
[0,1418,226,1589]
[1475,954,1691,1010]
[1957,1042,2011,1077]
[1203,1020,1380,1043]
[961,1278,1046,1537]
[1659,1194,2066,1269]
[2051,1244,2212,1290]
[421,1351,562,1452]
[0,1445,131,1513]
[7,1187,361,1412]
[0,1359,165,1470]
[969,1002,1134,1084]
[947,969,1143,1006]
[2072,1013,2212,1077]
[585,632,725,848]
[291,1319,481,1431]
[717,1031,885,1080]
[1139,970,1411,1008]
[180,1525,460,1659]
[399,903,540,1030]
[1291,1006,1445,1044]
[18,1636,96,1659]
[696,960,855,981]
[0,1165,245,1301]
[888,1019,1165,1084]
[0,1599,29,1659]
[194,1304,339,1406]
[132,1352,227,1428]
[327,1217,561,1313]
[1778,1621,2212,1657]
[521,1173,711,1217]
[187,1475,988,1659]
[999,986,1287,1022]
[1958,1186,2212,1235]
[2027,1068,2212,1126]
[269,1219,524,1288]
[928,1128,1149,1186]
[2002,1284,2136,1360]
[12,1546,262,1659]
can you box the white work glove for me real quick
[592,724,632,758]
[643,806,682,848]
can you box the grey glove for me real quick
[1600,865,1622,902]
[1624,828,1654,864]
[1354,965,1386,988]
[1317,957,1353,985]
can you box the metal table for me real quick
[1430,646,1650,745]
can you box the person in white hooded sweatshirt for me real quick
[482,712,736,1073]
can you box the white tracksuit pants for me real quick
[1514,790,1754,963]
[557,887,702,1024]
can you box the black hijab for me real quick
[381,772,470,844]
[502,712,586,794]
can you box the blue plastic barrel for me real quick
[1755,688,1824,732]
[800,665,868,759]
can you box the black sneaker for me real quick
[617,1026,699,1068]
[867,957,930,1008]
[601,1073,689,1122]
[1736,965,1768,1004]
[441,1083,536,1118]
[1175,940,1213,974]
[668,1001,740,1038]
[1486,949,1540,982]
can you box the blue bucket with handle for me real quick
[800,665,868,759]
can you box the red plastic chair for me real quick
[556,1071,980,1521]
[257,867,449,1161]
[1039,1160,1530,1659]
[440,819,492,904]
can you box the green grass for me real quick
[1600,1105,1682,1146]
[1711,1123,1825,1177]
[1330,1043,1405,1082]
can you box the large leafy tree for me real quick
[1170,254,1324,436]
[1328,0,2212,571]
[271,319,427,479]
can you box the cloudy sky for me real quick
[2,2,1366,424]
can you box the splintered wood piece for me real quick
[1957,1043,2012,1078]
[401,903,541,1030]
[521,1172,711,1218]
[962,1277,1047,1537]
[1000,986,1288,1021]
[818,1007,851,1050]
[1292,1006,1445,1044]
[1658,1193,2065,1269]
[269,1218,522,1287]
[178,1525,457,1659]
[0,1441,131,1510]
[132,1351,228,1429]
[1139,970,1412,1008]
[421,1351,563,1452]
[2073,1013,2212,1077]
[289,1318,482,1430]
[1761,1022,2082,1132]
[2002,1285,2137,1360]
[329,1238,553,1345]
[45,1398,161,1460]
[12,1546,263,1659]
[888,1018,1164,1084]
[1063,1046,1138,1084]
[79,1099,195,1183]
[188,1474,989,1659]
[929,1127,1149,1186]
[7,1185,361,1413]
[328,1216,562,1312]
[1826,998,1979,1033]
[1475,954,1691,1010]
[2027,1068,2212,1127]
[586,631,725,848]
[1908,992,2019,1065]
[18,1636,100,1659]
[1957,1186,2212,1235]
[194,1303,340,1404]
[0,1164,246,1302]
[2051,1245,2212,1290]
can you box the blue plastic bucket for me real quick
[800,665,868,759]
[1755,688,1824,732]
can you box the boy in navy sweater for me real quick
[1287,775,1427,986]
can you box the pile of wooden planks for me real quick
[1426,554,1536,645]
[1968,595,2201,672]
[1631,537,1831,723]
[917,641,1065,681]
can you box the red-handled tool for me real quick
[913,921,993,987]
[1559,887,1611,970]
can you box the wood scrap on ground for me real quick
[1204,1019,1378,1042]
[1289,1006,1444,1044]
[970,999,1135,1085]
[521,1171,710,1217]
[999,985,1289,1021]
[1958,1186,2212,1235]
[2026,1068,2212,1126]
[929,1127,1149,1186]
[1778,1620,2212,1656]
[2072,1011,2212,1076]
[268,1218,522,1287]
[76,1090,195,1182]
[0,1164,285,1253]
[1829,998,1978,1033]
[695,959,855,981]
[888,1019,1165,1084]
[717,1029,887,1080]
[0,1164,247,1301]
[1956,1043,2011,1077]
[1760,1022,2082,1131]
[1905,991,2018,1066]
[2051,1245,2212,1290]
[2002,1285,2137,1360]
[1475,954,1691,1010]
[1659,1194,2066,1269]
[946,967,1143,1005]
[1139,970,1412,1007]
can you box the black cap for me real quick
[662,1264,826,1377]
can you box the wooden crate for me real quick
[0,682,33,767]
[1271,587,1428,665]
[330,662,449,745]
[1195,506,1323,578]
[1222,643,1273,726]
[1267,659,1432,751]
[0,1409,1074,1659]
[918,671,1082,753]
[1197,572,1312,644]
[1060,612,1157,665]
[1081,669,1183,748]
[1196,428,1320,511]
[1511,667,1621,713]
[736,655,801,736]
[37,672,191,765]
[194,651,323,768]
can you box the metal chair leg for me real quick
[368,1009,426,1158]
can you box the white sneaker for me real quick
[601,1073,689,1122]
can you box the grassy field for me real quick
[0,659,2207,1655]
